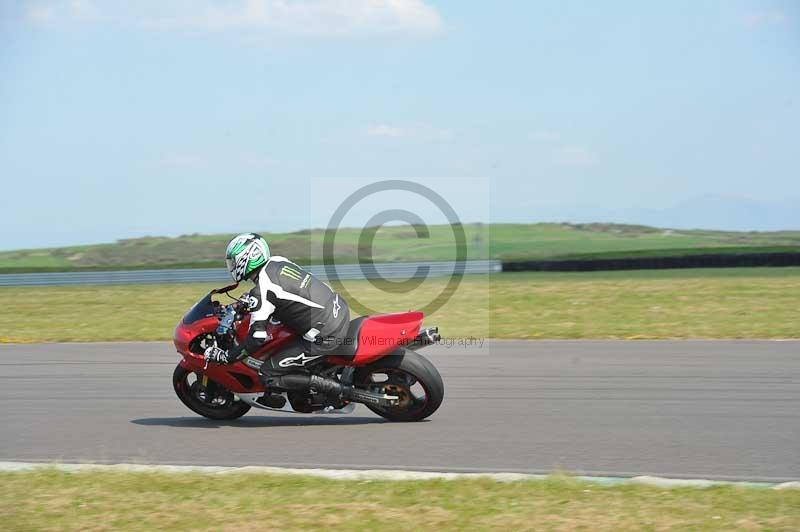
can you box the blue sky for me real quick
[1,0,798,250]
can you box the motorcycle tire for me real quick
[353,348,444,422]
[172,364,251,420]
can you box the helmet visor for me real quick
[225,258,238,280]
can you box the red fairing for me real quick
[238,317,298,359]
[329,311,424,366]
[173,317,218,356]
[173,316,258,393]
[173,314,297,394]
[174,298,424,390]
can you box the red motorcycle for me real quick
[172,283,444,422]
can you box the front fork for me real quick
[198,373,209,394]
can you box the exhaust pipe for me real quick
[279,374,400,407]
[346,387,400,407]
[406,326,440,350]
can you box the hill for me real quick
[1,223,800,272]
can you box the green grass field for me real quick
[1,268,798,342]
[2,222,800,272]
[1,470,797,531]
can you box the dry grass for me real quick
[1,268,798,342]
[1,470,798,531]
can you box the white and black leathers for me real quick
[229,256,349,360]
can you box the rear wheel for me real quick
[353,348,444,422]
[172,365,251,420]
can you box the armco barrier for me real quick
[501,252,800,272]
[0,260,502,287]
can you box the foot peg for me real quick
[256,394,287,409]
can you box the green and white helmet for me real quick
[225,233,270,282]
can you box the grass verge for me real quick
[1,470,798,531]
[1,268,799,342]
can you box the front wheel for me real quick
[353,348,444,422]
[172,365,251,420]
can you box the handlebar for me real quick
[214,293,253,334]
[216,304,237,335]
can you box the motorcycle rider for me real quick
[204,233,353,407]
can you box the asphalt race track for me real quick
[1,341,797,481]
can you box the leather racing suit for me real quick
[227,256,351,392]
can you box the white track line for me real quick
[0,461,797,489]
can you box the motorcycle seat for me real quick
[325,312,423,361]
[325,317,367,358]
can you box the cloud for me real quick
[160,152,209,169]
[742,10,787,28]
[69,0,101,20]
[159,151,275,169]
[555,145,596,167]
[240,153,276,168]
[529,131,597,167]
[28,5,57,23]
[28,0,103,23]
[530,129,561,142]
[27,0,443,37]
[367,124,405,138]
[366,123,453,141]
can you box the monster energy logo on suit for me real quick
[280,265,303,281]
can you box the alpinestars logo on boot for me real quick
[278,353,322,368]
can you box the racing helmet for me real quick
[225,233,270,282]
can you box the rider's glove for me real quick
[204,345,232,365]
[238,293,258,311]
